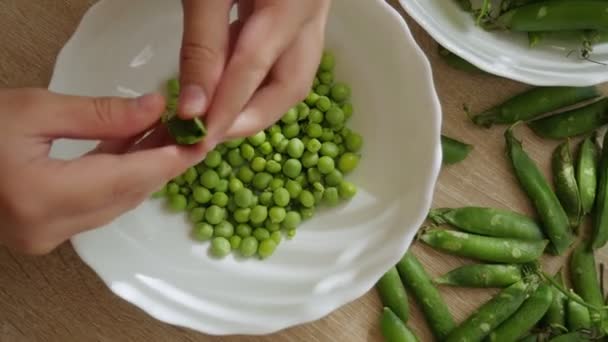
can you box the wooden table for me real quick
[2,1,607,341]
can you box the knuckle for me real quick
[181,42,223,67]
[92,97,118,126]
[234,50,273,77]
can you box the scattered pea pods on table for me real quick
[396,252,455,340]
[505,126,574,255]
[375,266,409,323]
[528,98,608,140]
[441,135,473,165]
[577,134,599,216]
[569,243,604,325]
[487,283,553,342]
[552,140,582,229]
[420,228,548,263]
[445,279,536,342]
[434,264,522,288]
[428,207,545,241]
[471,86,599,127]
[380,307,419,342]
[592,131,608,250]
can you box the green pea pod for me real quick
[420,229,548,264]
[438,45,484,74]
[528,31,544,47]
[519,334,541,342]
[592,132,608,250]
[505,126,574,255]
[552,140,582,229]
[445,279,535,342]
[577,134,599,216]
[396,252,455,340]
[434,264,522,288]
[544,271,567,329]
[428,207,545,241]
[549,332,589,342]
[376,266,409,323]
[472,86,599,127]
[528,98,608,140]
[569,243,604,325]
[162,78,207,145]
[567,293,592,332]
[497,2,608,32]
[380,307,419,342]
[441,135,473,165]
[487,283,553,342]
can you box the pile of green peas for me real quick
[154,51,363,259]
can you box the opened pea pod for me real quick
[162,78,207,145]
[434,263,523,288]
[577,134,599,216]
[552,140,582,229]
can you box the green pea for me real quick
[183,167,198,185]
[270,231,282,245]
[227,148,245,167]
[258,239,277,259]
[228,178,244,193]
[338,181,357,199]
[297,102,310,120]
[234,188,253,208]
[283,123,300,139]
[324,169,344,187]
[318,71,334,85]
[239,236,258,257]
[273,188,290,207]
[299,190,315,208]
[234,208,251,223]
[434,264,522,288]
[275,139,289,153]
[192,186,212,204]
[380,308,419,342]
[342,103,353,119]
[323,187,340,206]
[250,205,268,224]
[229,235,242,250]
[376,267,410,323]
[309,109,324,123]
[320,142,339,158]
[287,138,305,158]
[236,224,252,238]
[306,123,323,138]
[216,161,232,179]
[325,107,345,127]
[173,175,186,185]
[318,156,335,174]
[252,172,273,190]
[200,170,220,189]
[316,96,332,112]
[215,179,229,193]
[270,132,285,147]
[259,191,273,206]
[268,206,286,223]
[300,207,315,220]
[295,174,308,187]
[253,227,271,241]
[333,135,343,145]
[210,237,231,258]
[265,160,282,174]
[266,221,281,232]
[248,131,266,146]
[306,91,320,106]
[215,144,228,155]
[189,207,206,223]
[214,221,234,238]
[338,153,359,173]
[168,194,188,212]
[166,182,180,196]
[186,195,198,210]
[281,180,300,199]
[224,138,244,148]
[330,83,351,103]
[205,205,225,225]
[306,138,322,153]
[240,143,255,161]
[237,165,255,183]
[345,132,363,152]
[258,141,273,155]
[319,51,335,71]
[320,128,335,142]
[301,152,319,168]
[193,222,214,241]
[287,229,296,239]
[268,124,281,135]
[281,107,298,124]
[269,178,284,191]
[307,168,322,184]
[211,192,228,207]
[180,186,191,196]
[204,150,222,168]
[315,84,331,97]
[282,211,301,230]
[283,159,302,179]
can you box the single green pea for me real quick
[316,96,331,112]
[193,222,214,241]
[309,109,324,123]
[237,165,255,183]
[227,148,245,167]
[229,177,244,193]
[298,190,315,208]
[333,135,343,145]
[338,153,360,173]
[324,187,340,206]
[258,239,277,259]
[313,190,324,204]
[318,156,335,174]
[330,83,351,103]
[253,227,271,241]
[236,224,252,237]
[307,168,323,183]
[276,139,289,153]
[297,102,310,120]
[214,221,234,238]
[320,128,335,142]
[300,207,315,220]
[166,182,180,195]
[216,179,229,193]
[325,169,344,187]
[271,231,282,245]
[306,138,322,153]
[320,142,340,158]
[173,175,185,185]
[342,103,354,119]
[306,92,320,106]
[339,181,357,199]
[253,172,273,191]
[229,235,242,250]
[234,188,253,208]
[269,207,287,223]
[283,159,302,179]
[345,132,363,152]
[340,127,352,138]
[302,152,319,168]
[285,180,303,199]
[306,123,323,138]
[224,138,244,149]
[325,107,345,127]
[234,208,251,223]
[270,132,285,147]
[251,156,267,172]
[282,211,302,230]
[319,51,335,71]
[189,207,206,223]
[168,194,188,212]
[210,237,231,258]
[281,107,299,124]
[283,123,300,139]
[272,153,282,162]
[204,150,222,168]
[180,186,191,196]
[269,178,284,191]
[266,221,281,232]
[216,161,232,179]
[192,186,212,204]
[250,205,268,224]
[259,191,274,206]
[239,236,259,257]
[248,131,266,146]
[273,188,291,207]
[258,141,273,155]
[268,124,281,135]
[210,192,228,207]
[215,144,228,155]
[287,138,305,158]
[195,163,207,174]
[205,205,225,225]
[265,160,282,174]
[318,71,334,85]
[315,84,331,97]
[199,169,220,189]
[183,167,198,185]
[240,143,255,161]
[287,229,297,239]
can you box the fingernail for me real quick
[135,93,163,111]
[179,85,207,118]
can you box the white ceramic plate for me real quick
[48,0,442,335]
[399,0,608,86]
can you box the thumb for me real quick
[31,90,166,140]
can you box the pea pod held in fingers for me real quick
[497,2,608,32]
[487,283,553,342]
[592,132,608,250]
[528,98,608,140]
[577,134,599,216]
[569,243,604,325]
[552,140,582,229]
[445,279,535,342]
[505,126,574,255]
[376,266,409,323]
[396,252,455,340]
[420,229,548,263]
[434,264,522,288]
[428,207,545,241]
[380,308,419,342]
[441,135,473,165]
[162,78,207,145]
[471,86,599,127]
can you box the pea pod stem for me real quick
[528,98,608,140]
[441,135,473,165]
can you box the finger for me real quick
[34,91,165,140]
[203,5,304,145]
[224,23,324,138]
[178,0,233,119]
[91,130,151,154]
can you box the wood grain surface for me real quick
[1,1,607,341]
